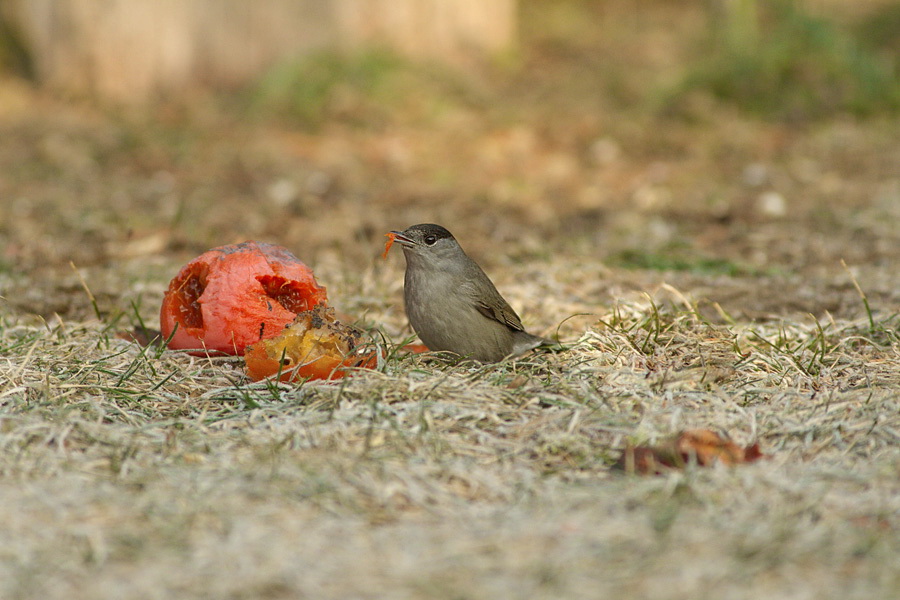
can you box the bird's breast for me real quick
[403,267,515,361]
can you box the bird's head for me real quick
[389,223,466,269]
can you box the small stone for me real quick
[742,163,769,187]
[589,137,621,165]
[757,191,787,218]
[306,171,332,196]
[149,170,176,195]
[267,178,298,207]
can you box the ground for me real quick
[1,1,899,599]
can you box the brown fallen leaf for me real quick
[614,429,765,475]
[676,429,764,466]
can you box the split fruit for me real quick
[244,304,378,381]
[160,241,327,355]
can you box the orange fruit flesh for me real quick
[382,232,396,259]
[244,305,376,381]
[160,241,326,355]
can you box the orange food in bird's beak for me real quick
[244,305,377,381]
[160,241,327,355]
[382,232,396,260]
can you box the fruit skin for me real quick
[160,241,327,355]
[244,305,378,381]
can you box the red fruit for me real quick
[160,241,327,355]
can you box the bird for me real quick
[387,223,549,362]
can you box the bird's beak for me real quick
[390,230,416,247]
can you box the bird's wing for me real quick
[462,280,526,332]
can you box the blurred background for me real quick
[0,0,898,322]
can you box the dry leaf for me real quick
[615,429,765,475]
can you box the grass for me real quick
[249,49,405,129]
[248,48,485,131]
[0,10,32,79]
[607,248,757,277]
[670,0,900,119]
[2,274,898,598]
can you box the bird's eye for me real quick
[424,235,437,245]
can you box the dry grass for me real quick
[2,1,900,598]
[2,273,898,599]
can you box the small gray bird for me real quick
[388,223,548,362]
